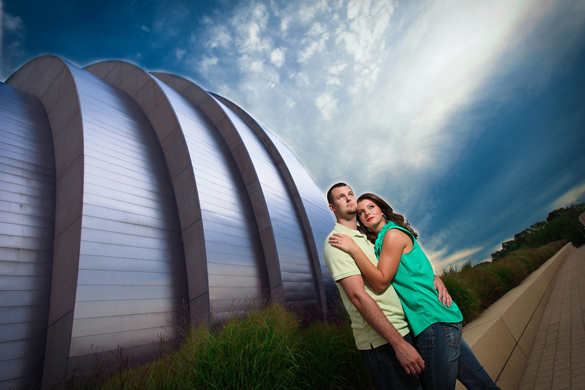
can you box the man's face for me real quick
[329,186,357,218]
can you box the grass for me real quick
[76,303,373,390]
[49,240,567,389]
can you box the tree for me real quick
[491,203,585,260]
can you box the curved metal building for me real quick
[0,56,335,389]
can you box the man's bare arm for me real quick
[338,275,425,375]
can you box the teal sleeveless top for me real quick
[375,222,462,336]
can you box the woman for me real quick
[329,193,499,390]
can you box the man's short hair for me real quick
[327,182,351,205]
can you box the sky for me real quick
[1,0,585,270]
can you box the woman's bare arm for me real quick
[330,232,454,304]
[329,230,409,293]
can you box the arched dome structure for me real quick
[0,56,335,389]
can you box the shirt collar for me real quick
[335,222,366,237]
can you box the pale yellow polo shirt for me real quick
[324,223,410,350]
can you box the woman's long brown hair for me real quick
[357,193,418,244]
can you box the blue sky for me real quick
[2,0,584,269]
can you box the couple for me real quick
[323,183,499,390]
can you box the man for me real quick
[324,183,428,390]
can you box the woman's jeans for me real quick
[458,338,500,389]
[415,322,500,390]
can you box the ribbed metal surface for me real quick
[154,79,268,315]
[67,66,187,357]
[255,123,337,300]
[209,94,336,305]
[0,83,55,390]
[213,98,319,304]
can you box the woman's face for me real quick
[357,199,385,232]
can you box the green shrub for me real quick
[99,302,373,390]
[440,273,480,323]
[465,266,505,311]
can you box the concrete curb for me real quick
[455,243,576,390]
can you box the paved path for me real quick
[518,245,585,390]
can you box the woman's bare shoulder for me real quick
[382,227,411,245]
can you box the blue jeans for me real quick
[415,322,500,390]
[457,338,500,389]
[359,332,423,390]
[415,322,461,390]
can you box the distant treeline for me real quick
[491,203,585,261]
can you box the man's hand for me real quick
[393,338,426,375]
[434,276,452,307]
[339,275,425,375]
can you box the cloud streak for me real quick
[550,180,585,211]
[427,245,485,272]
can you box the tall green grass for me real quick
[94,303,372,390]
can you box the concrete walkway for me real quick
[518,245,585,389]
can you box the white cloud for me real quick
[307,22,327,37]
[315,93,338,120]
[338,0,394,63]
[205,22,232,49]
[140,25,150,32]
[175,48,186,60]
[298,23,330,63]
[3,11,24,33]
[298,0,329,23]
[198,55,218,72]
[0,3,27,79]
[298,33,329,63]
[270,48,285,67]
[231,3,272,54]
[280,15,291,33]
[238,55,265,74]
[549,181,585,210]
[329,63,347,74]
[216,83,233,98]
[346,0,361,20]
[250,60,263,72]
[427,246,484,271]
[295,72,310,87]
[326,76,341,85]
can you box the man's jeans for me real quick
[359,332,423,390]
[415,322,500,390]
